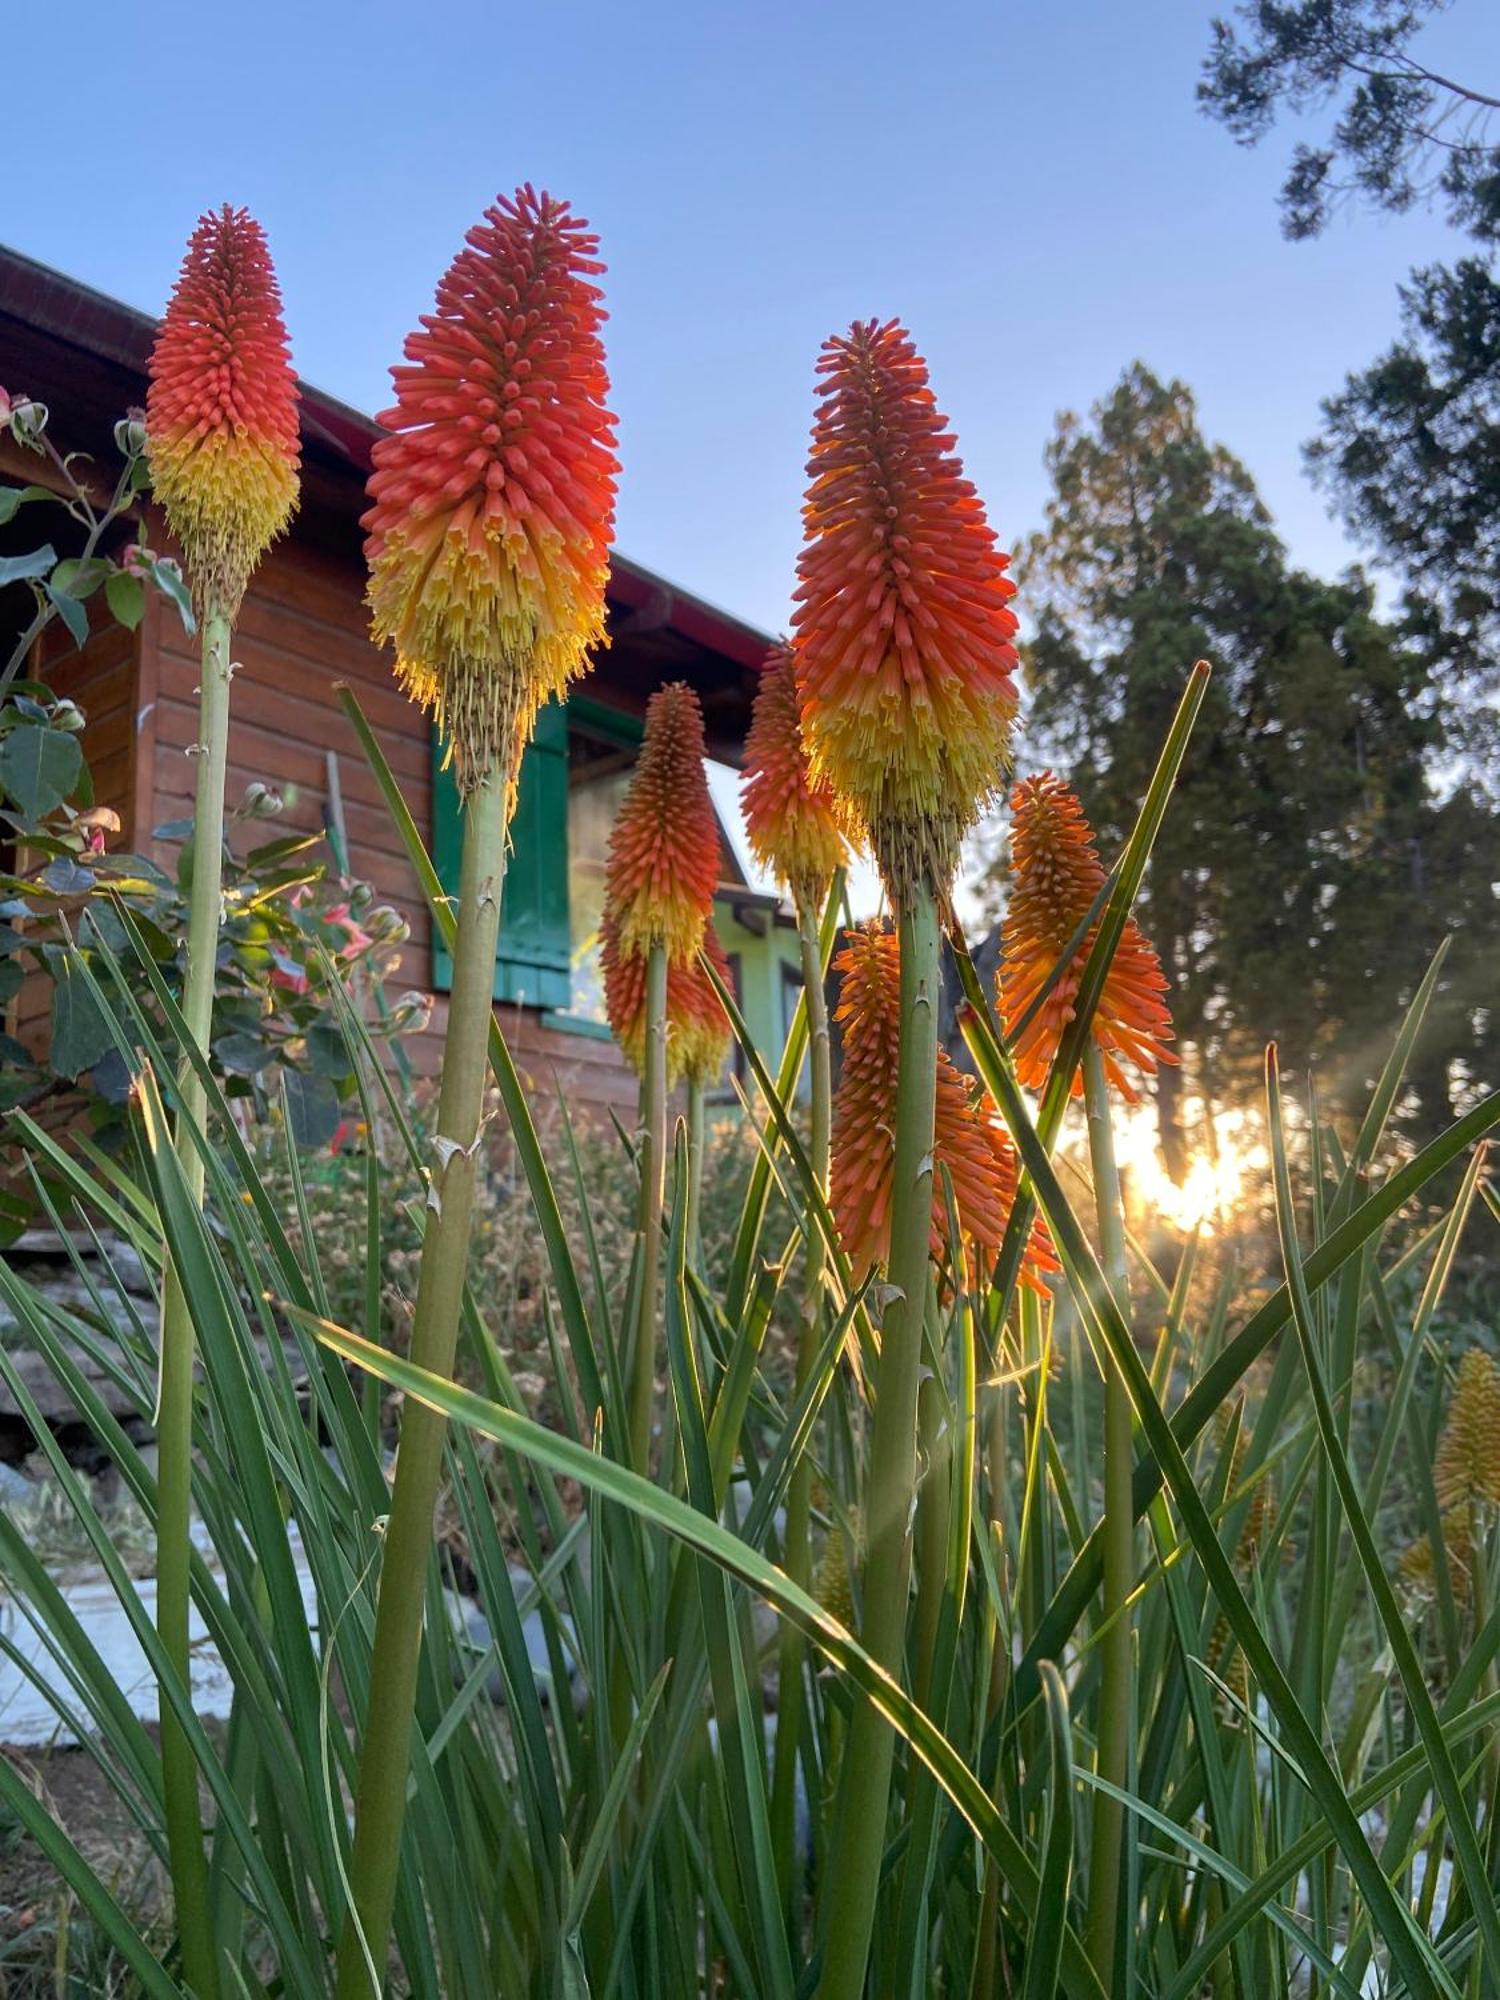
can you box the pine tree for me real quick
[1006,363,1497,1166]
[1199,2,1500,689]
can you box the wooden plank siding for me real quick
[148,533,435,982]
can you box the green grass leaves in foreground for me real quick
[0,675,1496,1995]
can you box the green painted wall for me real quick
[713,902,807,1100]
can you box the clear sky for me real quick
[7,0,1495,902]
[10,0,1496,627]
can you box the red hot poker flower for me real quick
[364,186,618,792]
[673,928,734,1087]
[604,682,721,964]
[741,640,850,912]
[998,772,1176,1101]
[831,923,1055,1287]
[146,205,300,617]
[602,913,732,1087]
[792,319,1020,902]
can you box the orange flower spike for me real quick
[974,1115,1060,1293]
[601,912,648,1069]
[741,640,849,910]
[792,319,1020,902]
[603,914,731,1086]
[998,772,1176,1101]
[605,682,721,963]
[364,186,618,791]
[146,205,300,618]
[831,924,1052,1285]
[675,928,734,1087]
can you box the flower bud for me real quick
[241,780,284,818]
[366,905,410,945]
[114,410,149,459]
[10,397,48,448]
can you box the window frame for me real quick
[429,695,646,1032]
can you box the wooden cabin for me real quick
[0,245,805,1127]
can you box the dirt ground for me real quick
[0,1737,165,1995]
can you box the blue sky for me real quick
[9,0,1495,640]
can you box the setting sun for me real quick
[1112,1103,1269,1236]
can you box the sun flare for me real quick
[1112,1103,1268,1235]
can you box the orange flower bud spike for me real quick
[830,924,1055,1289]
[997,772,1176,1101]
[147,204,300,620]
[340,190,616,2000]
[605,681,722,962]
[146,204,301,2000]
[741,639,850,915]
[743,640,850,1832]
[793,318,1020,907]
[598,680,721,1469]
[603,912,731,1088]
[364,184,618,796]
[995,771,1175,1972]
[802,319,1023,1995]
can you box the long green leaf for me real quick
[1265,1047,1500,1975]
[1021,1661,1076,2000]
[300,1308,1108,2000]
[962,1009,1454,2000]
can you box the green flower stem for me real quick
[816,885,940,2000]
[336,765,509,2000]
[628,941,669,1473]
[157,606,232,2000]
[913,1278,951,1710]
[685,1074,706,1267]
[773,889,834,1911]
[1082,1039,1133,1985]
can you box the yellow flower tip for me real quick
[1434,1349,1500,1515]
[146,203,300,618]
[998,771,1176,1102]
[363,185,618,793]
[792,318,1021,904]
[604,682,721,963]
[741,639,850,911]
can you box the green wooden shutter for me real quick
[431,699,572,1009]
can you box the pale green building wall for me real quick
[712,901,809,1100]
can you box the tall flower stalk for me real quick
[600,681,722,1470]
[602,904,730,1265]
[145,203,300,2000]
[741,636,850,1899]
[831,923,1055,1713]
[997,771,1174,1981]
[338,187,616,1996]
[793,319,1021,1997]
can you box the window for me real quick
[430,696,643,1024]
[565,700,643,1024]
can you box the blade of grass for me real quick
[299,1308,1109,2000]
[963,1008,1456,2000]
[1265,1046,1500,1976]
[1009,1082,1500,1712]
[1021,1662,1078,2000]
